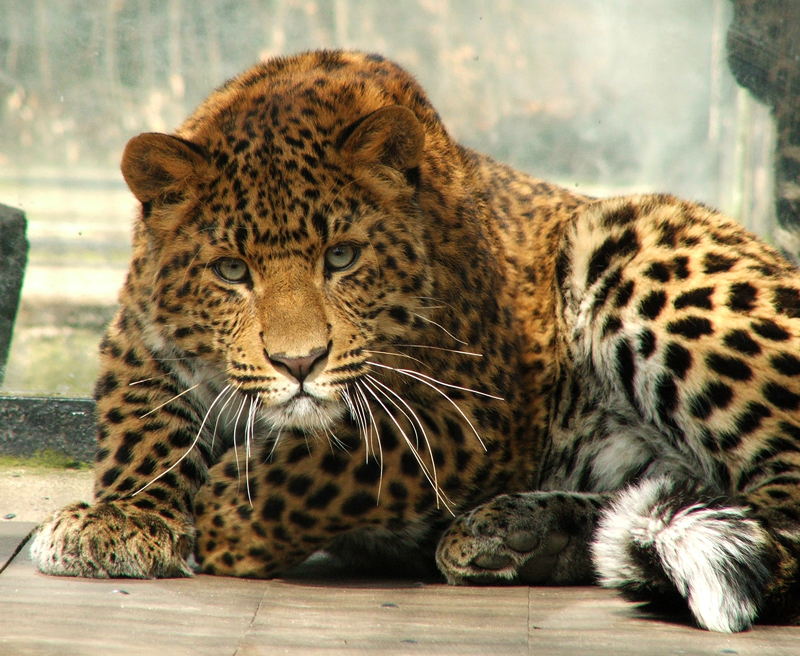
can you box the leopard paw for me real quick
[30,500,195,579]
[436,492,602,585]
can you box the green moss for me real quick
[0,450,91,470]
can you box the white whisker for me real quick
[138,382,203,419]
[367,373,428,453]
[246,396,260,460]
[354,382,380,465]
[231,396,248,485]
[129,376,161,386]
[409,312,468,345]
[211,385,239,453]
[366,361,503,400]
[384,343,483,358]
[244,395,261,507]
[361,380,452,513]
[365,374,435,498]
[413,295,455,311]
[355,381,385,501]
[132,383,231,497]
[324,424,349,452]
[364,349,428,368]
[266,427,284,462]
[340,387,357,425]
[341,388,369,458]
[367,361,488,451]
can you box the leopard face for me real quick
[121,55,452,437]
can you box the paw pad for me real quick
[473,553,513,570]
[506,531,539,552]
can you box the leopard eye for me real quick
[325,244,360,272]
[213,257,249,283]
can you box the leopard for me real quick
[29,50,800,633]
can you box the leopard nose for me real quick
[267,345,329,384]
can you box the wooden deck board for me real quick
[239,581,530,654]
[1,521,37,564]
[2,522,800,655]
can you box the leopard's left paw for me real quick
[436,492,602,585]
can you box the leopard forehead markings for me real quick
[29,50,800,634]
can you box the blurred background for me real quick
[0,0,777,397]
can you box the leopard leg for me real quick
[193,424,455,578]
[435,491,604,585]
[30,317,215,578]
[30,499,195,579]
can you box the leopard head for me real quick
[119,51,472,435]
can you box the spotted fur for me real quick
[30,51,800,632]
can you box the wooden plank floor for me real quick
[2,522,800,655]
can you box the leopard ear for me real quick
[340,106,425,171]
[121,133,208,204]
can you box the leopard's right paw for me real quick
[436,492,602,586]
[30,500,195,579]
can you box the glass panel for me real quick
[0,0,777,397]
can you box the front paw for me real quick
[436,492,601,585]
[30,500,195,579]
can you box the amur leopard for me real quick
[30,50,800,633]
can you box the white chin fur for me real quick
[592,477,771,633]
[262,395,344,432]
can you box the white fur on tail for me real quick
[591,477,772,632]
